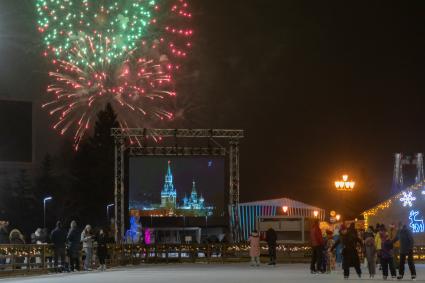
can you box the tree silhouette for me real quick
[72,103,118,226]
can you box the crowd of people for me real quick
[248,219,417,281]
[0,220,113,272]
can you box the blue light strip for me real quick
[251,205,255,235]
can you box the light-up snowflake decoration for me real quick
[400,191,416,207]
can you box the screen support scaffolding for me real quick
[111,128,244,243]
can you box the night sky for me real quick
[2,1,425,217]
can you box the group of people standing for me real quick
[247,219,417,281]
[247,228,278,266]
[0,220,111,272]
[310,219,417,280]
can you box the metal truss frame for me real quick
[112,128,244,242]
[129,147,226,156]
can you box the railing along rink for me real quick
[9,242,425,276]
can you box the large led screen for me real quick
[129,157,225,217]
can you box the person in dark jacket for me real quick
[310,219,324,273]
[394,224,416,280]
[266,228,277,265]
[67,220,80,271]
[379,231,397,279]
[96,229,108,271]
[0,221,9,267]
[332,224,362,279]
[51,221,67,271]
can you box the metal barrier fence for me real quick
[0,243,311,275]
[1,243,425,276]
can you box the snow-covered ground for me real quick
[0,263,423,283]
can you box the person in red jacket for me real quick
[310,219,324,273]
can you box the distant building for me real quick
[230,198,325,241]
[181,180,205,210]
[362,180,425,245]
[160,161,177,208]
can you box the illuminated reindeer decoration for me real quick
[409,210,425,233]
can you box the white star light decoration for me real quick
[400,191,416,207]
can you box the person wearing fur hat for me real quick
[248,230,260,267]
[9,229,25,269]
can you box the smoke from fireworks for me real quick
[36,0,193,149]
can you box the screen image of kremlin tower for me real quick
[130,161,214,217]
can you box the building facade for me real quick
[362,180,425,245]
[230,198,325,241]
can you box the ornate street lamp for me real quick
[335,174,355,191]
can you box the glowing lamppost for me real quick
[313,210,319,218]
[336,214,341,221]
[43,196,52,228]
[106,203,114,223]
[335,174,355,191]
[282,206,288,214]
[334,174,355,219]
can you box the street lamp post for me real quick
[205,215,208,239]
[282,206,288,215]
[43,196,52,228]
[334,174,355,218]
[106,204,114,223]
[335,174,355,191]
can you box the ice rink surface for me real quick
[0,263,424,283]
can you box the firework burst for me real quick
[37,0,193,148]
[42,35,177,149]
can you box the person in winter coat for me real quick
[81,225,94,271]
[0,221,9,267]
[9,229,25,269]
[364,226,376,278]
[394,224,416,280]
[388,223,400,268]
[96,229,108,271]
[325,230,335,273]
[248,230,261,267]
[266,228,277,265]
[380,231,396,280]
[67,220,80,271]
[375,224,383,270]
[332,224,362,279]
[333,228,342,267]
[310,219,324,274]
[51,221,67,271]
